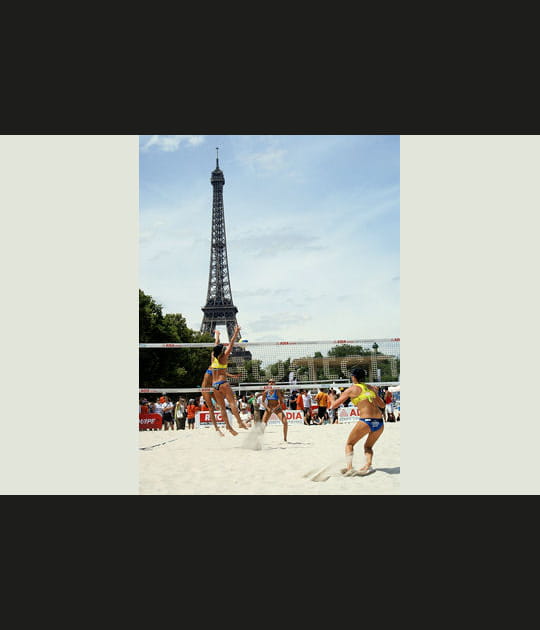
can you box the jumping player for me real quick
[210,324,249,431]
[201,329,240,436]
[328,367,386,476]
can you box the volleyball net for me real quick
[139,337,400,396]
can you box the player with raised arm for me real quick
[210,325,249,431]
[201,329,240,436]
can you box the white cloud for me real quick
[228,231,321,257]
[235,287,292,299]
[245,312,311,335]
[140,135,205,152]
[239,148,287,173]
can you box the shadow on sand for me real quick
[376,466,400,475]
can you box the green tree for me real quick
[327,344,370,357]
[378,358,400,382]
[139,290,214,389]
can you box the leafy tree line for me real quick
[139,290,214,389]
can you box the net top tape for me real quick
[139,381,400,394]
[140,338,400,348]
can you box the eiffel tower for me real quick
[200,148,241,342]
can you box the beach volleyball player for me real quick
[210,324,249,431]
[328,367,386,476]
[200,329,240,436]
[261,378,288,442]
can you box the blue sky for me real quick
[139,134,400,342]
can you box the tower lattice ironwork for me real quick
[200,148,240,341]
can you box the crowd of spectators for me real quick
[139,385,400,430]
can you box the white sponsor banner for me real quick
[265,410,304,425]
[195,409,306,427]
[336,407,366,424]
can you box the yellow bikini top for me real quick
[350,383,376,406]
[211,357,228,369]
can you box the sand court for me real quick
[139,421,400,495]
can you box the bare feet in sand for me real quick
[340,466,374,477]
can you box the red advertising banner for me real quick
[197,410,230,426]
[139,413,163,430]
